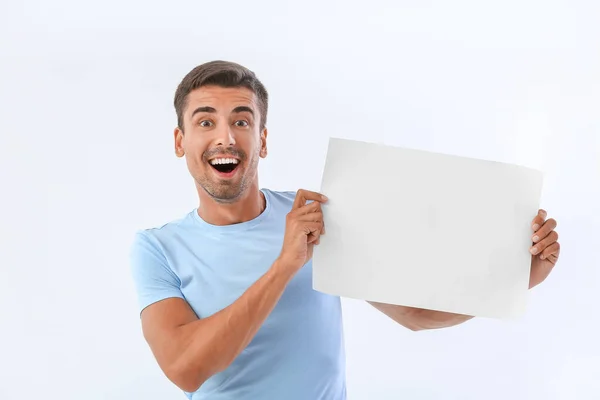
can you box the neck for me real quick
[196,182,265,226]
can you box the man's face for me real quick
[174,85,267,203]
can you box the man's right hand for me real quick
[137,189,329,393]
[277,189,328,273]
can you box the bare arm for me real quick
[140,189,328,393]
[142,259,295,392]
[368,301,474,331]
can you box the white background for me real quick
[1,1,599,399]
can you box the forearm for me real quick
[368,301,474,331]
[169,259,295,391]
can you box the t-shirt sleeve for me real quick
[129,230,185,314]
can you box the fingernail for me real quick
[322,195,328,201]
[530,247,539,255]
[532,224,540,231]
[540,254,545,259]
[532,235,539,242]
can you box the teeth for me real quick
[210,158,239,165]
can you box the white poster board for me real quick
[313,138,543,319]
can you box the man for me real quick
[130,60,561,399]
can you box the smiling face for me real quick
[174,85,268,203]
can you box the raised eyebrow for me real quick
[190,106,216,119]
[231,106,255,116]
[190,106,254,119]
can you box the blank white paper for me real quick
[313,138,544,319]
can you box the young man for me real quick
[130,60,561,399]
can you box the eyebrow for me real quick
[190,106,255,118]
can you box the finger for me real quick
[305,221,323,243]
[531,209,547,231]
[303,221,323,234]
[532,218,557,242]
[298,211,323,222]
[292,189,328,210]
[308,234,320,244]
[540,242,560,262]
[293,200,322,216]
[530,230,558,255]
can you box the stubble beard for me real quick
[198,154,259,204]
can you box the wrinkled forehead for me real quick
[185,85,258,118]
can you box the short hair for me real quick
[174,60,269,132]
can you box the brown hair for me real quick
[174,60,269,132]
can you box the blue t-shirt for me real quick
[130,189,347,400]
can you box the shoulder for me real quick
[262,188,298,215]
[131,210,196,251]
[263,188,297,204]
[129,217,190,312]
[129,212,196,281]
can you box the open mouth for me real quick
[209,157,240,174]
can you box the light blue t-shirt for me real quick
[130,189,347,400]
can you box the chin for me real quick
[212,191,243,204]
[202,181,247,204]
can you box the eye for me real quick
[234,120,249,127]
[199,120,213,127]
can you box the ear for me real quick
[174,127,185,157]
[259,128,268,158]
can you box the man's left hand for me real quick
[529,209,560,288]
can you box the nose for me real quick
[213,124,236,147]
